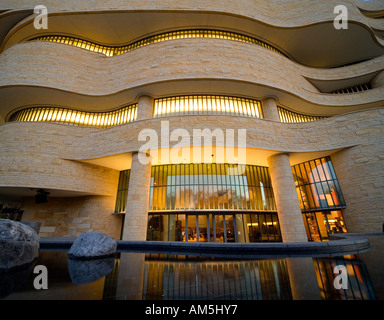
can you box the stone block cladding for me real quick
[0,0,383,241]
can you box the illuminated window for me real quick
[115,170,131,213]
[278,106,327,123]
[146,212,281,243]
[292,157,348,242]
[291,157,346,211]
[9,104,137,129]
[29,29,285,57]
[154,96,263,118]
[146,164,275,211]
[115,163,280,243]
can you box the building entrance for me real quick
[147,212,281,243]
[184,214,236,243]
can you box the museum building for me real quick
[0,0,383,243]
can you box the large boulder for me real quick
[0,219,39,271]
[68,231,117,260]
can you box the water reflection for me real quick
[103,253,376,301]
[314,256,375,300]
[68,257,115,285]
[2,237,382,300]
[142,256,292,300]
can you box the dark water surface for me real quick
[2,235,383,301]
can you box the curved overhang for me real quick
[1,9,384,68]
[305,70,383,93]
[1,39,383,121]
[1,79,384,123]
[0,9,32,46]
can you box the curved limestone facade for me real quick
[0,0,383,242]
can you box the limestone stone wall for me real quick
[332,144,384,232]
[0,40,383,120]
[372,71,384,89]
[21,195,123,239]
[0,122,119,195]
[0,0,379,29]
[0,108,383,234]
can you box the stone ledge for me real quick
[39,233,372,258]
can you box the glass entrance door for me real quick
[213,214,236,243]
[186,214,210,242]
[187,215,198,242]
[225,215,236,242]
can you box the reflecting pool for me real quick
[2,235,383,300]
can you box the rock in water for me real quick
[68,257,115,284]
[68,231,117,260]
[0,219,39,271]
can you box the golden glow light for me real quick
[30,29,285,57]
[9,104,138,129]
[154,95,263,118]
[277,106,327,123]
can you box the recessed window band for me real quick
[30,29,285,57]
[9,104,138,129]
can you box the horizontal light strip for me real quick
[9,104,137,129]
[154,96,263,118]
[277,106,327,123]
[30,29,285,57]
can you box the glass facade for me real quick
[115,158,347,242]
[115,170,131,213]
[147,212,281,243]
[149,164,275,211]
[115,164,281,243]
[147,164,280,243]
[278,106,327,123]
[9,104,137,129]
[291,157,347,241]
[302,210,347,241]
[292,157,345,211]
[154,96,263,118]
[31,29,285,57]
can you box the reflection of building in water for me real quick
[142,255,292,300]
[102,254,377,300]
[313,255,376,300]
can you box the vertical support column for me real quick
[261,97,280,122]
[137,95,154,120]
[286,258,321,300]
[116,253,146,299]
[122,151,152,241]
[267,153,308,242]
